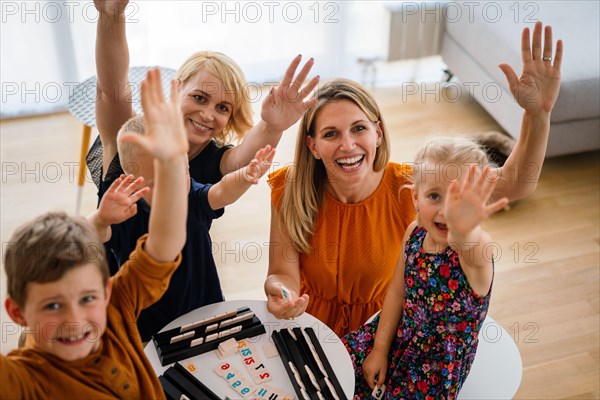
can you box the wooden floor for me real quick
[1,84,598,398]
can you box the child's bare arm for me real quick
[119,70,188,262]
[362,222,413,390]
[87,174,149,242]
[207,145,275,210]
[94,0,135,177]
[445,165,508,271]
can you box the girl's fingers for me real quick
[447,179,460,200]
[486,197,509,215]
[481,169,499,202]
[460,164,476,193]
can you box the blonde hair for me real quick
[411,136,491,187]
[279,79,391,253]
[176,51,253,146]
[116,115,148,175]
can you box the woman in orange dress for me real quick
[265,22,562,337]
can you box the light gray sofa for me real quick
[441,1,599,156]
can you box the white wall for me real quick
[1,0,398,118]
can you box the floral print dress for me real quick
[343,226,492,399]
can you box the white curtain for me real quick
[1,1,394,118]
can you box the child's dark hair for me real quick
[4,212,109,307]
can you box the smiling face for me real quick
[410,136,492,250]
[7,263,112,362]
[306,100,383,198]
[179,68,234,155]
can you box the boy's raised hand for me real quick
[119,69,189,161]
[243,145,276,184]
[97,174,149,225]
[94,0,129,16]
[445,165,509,240]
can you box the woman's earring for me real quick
[313,153,321,160]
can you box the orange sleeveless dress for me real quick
[269,162,415,337]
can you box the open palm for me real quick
[445,165,508,241]
[260,55,320,132]
[97,175,149,225]
[499,21,563,114]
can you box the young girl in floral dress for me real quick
[343,137,510,399]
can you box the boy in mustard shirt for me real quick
[1,70,188,398]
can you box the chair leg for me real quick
[76,125,92,215]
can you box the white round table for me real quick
[144,300,355,399]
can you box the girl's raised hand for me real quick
[445,165,508,239]
[243,145,276,184]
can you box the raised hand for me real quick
[94,0,129,16]
[119,69,189,161]
[445,165,509,241]
[242,145,276,184]
[260,55,320,133]
[97,174,149,225]
[498,21,563,114]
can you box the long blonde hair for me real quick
[279,79,391,253]
[176,51,253,146]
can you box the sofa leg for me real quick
[443,68,454,82]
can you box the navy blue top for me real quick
[87,137,233,189]
[101,179,225,341]
[92,139,233,341]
